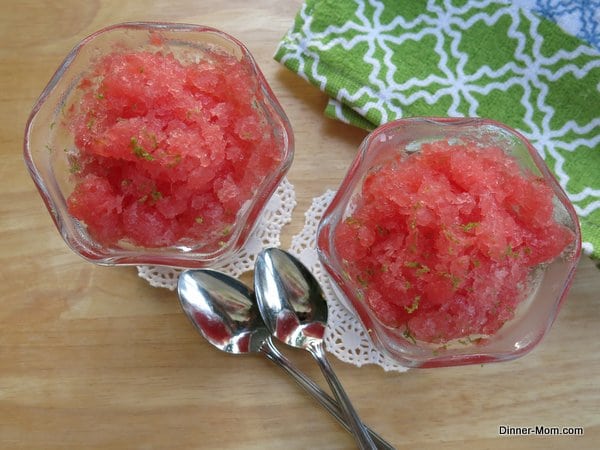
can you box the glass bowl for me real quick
[24,22,294,268]
[317,117,581,368]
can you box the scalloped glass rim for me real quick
[24,22,294,268]
[317,117,581,368]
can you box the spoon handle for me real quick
[310,341,378,450]
[260,338,394,450]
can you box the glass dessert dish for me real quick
[24,22,294,268]
[317,117,581,368]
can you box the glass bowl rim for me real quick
[316,116,582,367]
[23,21,295,268]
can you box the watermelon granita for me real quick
[64,46,282,250]
[333,140,575,344]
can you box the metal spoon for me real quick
[254,248,378,450]
[177,269,393,450]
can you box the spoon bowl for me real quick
[177,269,393,449]
[254,248,378,450]
[178,269,270,354]
[254,249,328,348]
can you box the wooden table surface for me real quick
[1,1,598,449]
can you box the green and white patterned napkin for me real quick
[275,0,600,261]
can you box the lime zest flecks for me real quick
[416,265,430,276]
[460,221,480,232]
[150,189,162,203]
[344,216,361,227]
[69,159,81,174]
[404,295,420,314]
[221,225,232,236]
[440,271,462,290]
[403,327,417,344]
[443,228,460,243]
[376,224,389,236]
[356,274,369,287]
[130,137,154,161]
[405,261,430,276]
[432,344,448,356]
[505,245,520,258]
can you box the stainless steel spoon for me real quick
[177,269,393,450]
[254,248,379,450]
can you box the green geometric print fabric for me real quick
[274,0,600,261]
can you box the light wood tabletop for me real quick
[1,1,598,449]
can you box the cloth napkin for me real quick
[274,0,600,261]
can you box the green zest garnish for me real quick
[151,190,162,202]
[432,344,448,356]
[376,224,389,236]
[344,216,361,226]
[443,228,460,243]
[505,245,519,258]
[416,265,430,276]
[404,296,420,314]
[460,222,480,232]
[356,274,369,287]
[69,160,81,174]
[221,225,232,236]
[405,261,430,276]
[440,271,462,290]
[130,137,154,161]
[403,327,417,345]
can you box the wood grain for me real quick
[1,1,598,449]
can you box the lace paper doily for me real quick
[137,178,296,289]
[289,191,408,373]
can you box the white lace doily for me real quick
[137,177,297,288]
[289,190,408,373]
